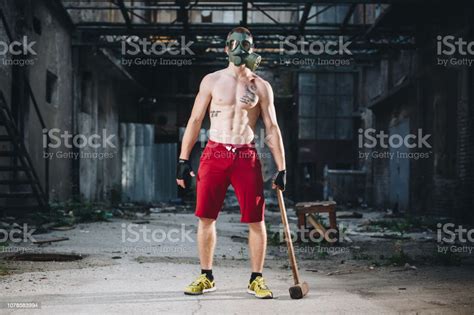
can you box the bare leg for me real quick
[248,221,267,273]
[197,218,216,269]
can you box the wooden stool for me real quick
[295,201,338,242]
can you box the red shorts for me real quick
[195,140,265,223]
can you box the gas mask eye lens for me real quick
[227,39,238,51]
[241,40,252,51]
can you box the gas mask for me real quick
[226,31,261,72]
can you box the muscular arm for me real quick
[176,75,212,188]
[259,80,286,172]
[179,75,212,160]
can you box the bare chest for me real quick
[211,77,259,109]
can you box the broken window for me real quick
[46,70,58,105]
[298,72,354,140]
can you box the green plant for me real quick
[267,231,283,246]
[370,261,381,267]
[74,208,110,223]
[0,241,8,251]
[386,241,406,266]
[387,250,413,266]
[317,249,329,259]
[109,184,122,207]
[352,252,372,260]
[0,263,8,276]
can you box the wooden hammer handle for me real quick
[276,189,301,285]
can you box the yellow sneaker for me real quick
[247,276,273,299]
[184,274,216,295]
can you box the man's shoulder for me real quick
[246,72,267,85]
[202,69,226,82]
[251,74,272,92]
[199,71,222,90]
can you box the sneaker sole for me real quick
[247,289,273,299]
[184,286,217,295]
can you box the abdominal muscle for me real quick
[208,102,258,145]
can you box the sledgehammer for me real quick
[276,189,309,299]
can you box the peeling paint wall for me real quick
[75,47,140,202]
[0,1,135,204]
[27,1,74,201]
[359,43,473,221]
[0,0,74,201]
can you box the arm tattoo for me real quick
[239,84,257,105]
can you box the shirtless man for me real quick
[176,27,286,299]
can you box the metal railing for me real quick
[0,8,49,202]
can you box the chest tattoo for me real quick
[239,84,257,105]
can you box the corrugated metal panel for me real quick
[154,143,177,201]
[143,125,155,201]
[121,123,177,202]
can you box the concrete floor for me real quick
[0,209,474,314]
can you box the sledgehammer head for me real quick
[289,281,309,299]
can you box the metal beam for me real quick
[129,10,152,24]
[249,1,287,31]
[63,4,300,11]
[76,22,413,36]
[363,4,392,39]
[242,1,248,26]
[61,0,429,13]
[115,0,132,29]
[341,3,357,29]
[298,3,312,34]
[195,0,416,3]
[73,39,416,51]
[176,0,190,34]
[306,5,335,21]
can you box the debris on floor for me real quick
[5,253,83,262]
[32,237,70,246]
[337,212,363,219]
